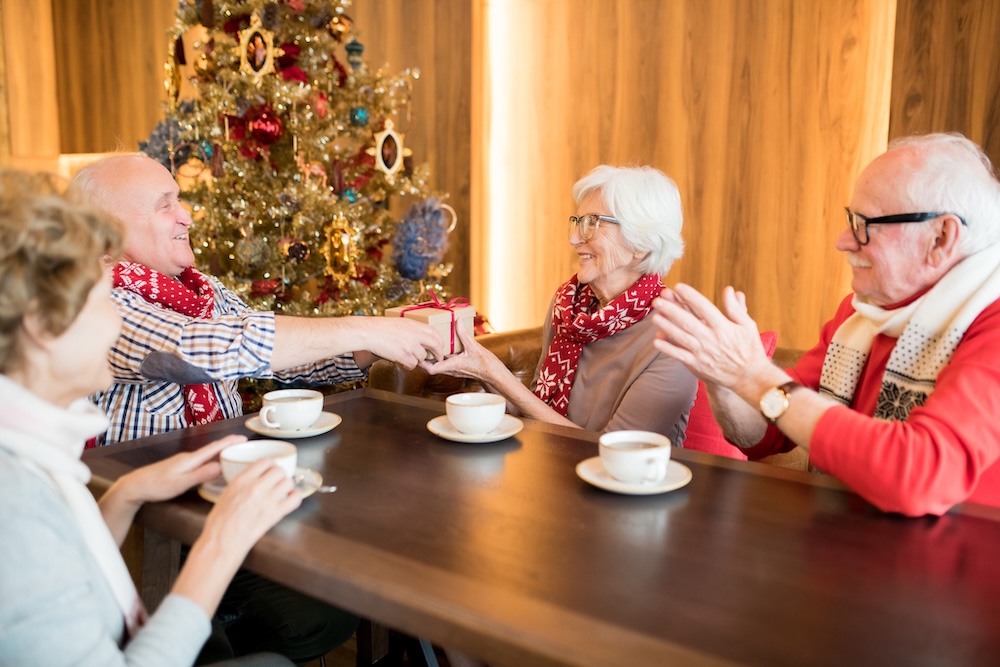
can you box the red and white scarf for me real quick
[534,274,662,415]
[113,262,223,425]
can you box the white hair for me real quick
[572,165,684,275]
[887,133,1000,255]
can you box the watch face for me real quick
[760,387,788,420]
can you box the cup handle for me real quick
[643,459,668,484]
[260,405,280,429]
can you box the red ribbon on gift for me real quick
[399,290,470,354]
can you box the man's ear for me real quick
[927,214,963,267]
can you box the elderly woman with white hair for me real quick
[427,164,697,442]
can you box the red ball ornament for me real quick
[251,279,280,297]
[246,106,283,145]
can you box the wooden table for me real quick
[84,389,1000,667]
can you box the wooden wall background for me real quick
[475,0,893,348]
[1,0,998,350]
[890,0,1000,172]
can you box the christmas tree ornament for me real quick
[392,198,454,280]
[278,192,301,212]
[246,105,283,145]
[251,279,280,297]
[328,14,352,42]
[329,59,348,88]
[235,234,271,270]
[279,237,310,263]
[349,106,369,127]
[238,13,283,84]
[323,214,356,280]
[367,119,412,180]
[210,143,225,177]
[295,151,328,187]
[345,38,365,70]
[311,92,330,118]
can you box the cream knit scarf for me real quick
[819,244,1000,420]
[0,375,147,637]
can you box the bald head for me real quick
[71,155,195,276]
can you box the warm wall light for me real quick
[482,0,517,331]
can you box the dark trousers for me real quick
[195,568,359,666]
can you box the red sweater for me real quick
[758,294,1000,516]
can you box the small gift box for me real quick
[385,293,476,357]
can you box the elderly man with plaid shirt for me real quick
[72,154,445,665]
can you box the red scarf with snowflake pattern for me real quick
[534,274,662,416]
[113,262,224,425]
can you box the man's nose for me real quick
[835,225,859,252]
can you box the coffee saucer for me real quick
[427,414,524,443]
[576,456,692,495]
[198,467,324,503]
[245,411,342,439]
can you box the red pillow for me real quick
[682,331,779,460]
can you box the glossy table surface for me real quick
[84,389,1000,667]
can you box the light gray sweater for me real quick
[0,447,210,666]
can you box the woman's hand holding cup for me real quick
[205,457,302,556]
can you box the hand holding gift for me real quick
[385,292,476,358]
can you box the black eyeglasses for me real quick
[569,214,619,241]
[844,207,967,246]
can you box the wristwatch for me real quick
[759,381,803,424]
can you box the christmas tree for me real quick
[142,0,455,317]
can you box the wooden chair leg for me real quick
[355,618,390,666]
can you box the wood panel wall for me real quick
[3,0,1000,350]
[49,0,177,155]
[475,0,894,349]
[890,0,1000,158]
[0,0,61,169]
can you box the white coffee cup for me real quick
[599,430,672,485]
[445,392,506,435]
[220,439,298,482]
[259,388,324,431]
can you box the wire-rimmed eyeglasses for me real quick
[844,207,967,246]
[569,214,619,241]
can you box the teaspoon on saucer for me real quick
[293,472,336,493]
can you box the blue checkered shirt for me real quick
[91,274,365,445]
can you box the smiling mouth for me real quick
[174,233,189,240]
[846,254,871,269]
